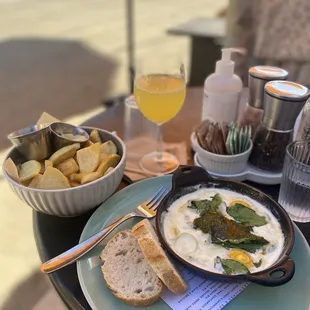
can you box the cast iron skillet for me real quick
[156,165,295,287]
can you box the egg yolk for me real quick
[228,249,253,268]
[229,200,251,209]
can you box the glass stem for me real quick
[156,124,163,162]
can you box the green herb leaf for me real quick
[189,194,222,214]
[193,211,269,253]
[222,242,266,253]
[221,258,249,275]
[227,203,267,227]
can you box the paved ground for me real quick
[0,0,227,308]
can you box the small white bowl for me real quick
[191,132,253,175]
[3,127,126,217]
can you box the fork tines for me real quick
[146,186,169,210]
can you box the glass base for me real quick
[286,211,310,223]
[139,151,179,175]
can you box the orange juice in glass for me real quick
[134,69,186,174]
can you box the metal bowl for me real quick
[50,122,89,150]
[7,123,52,161]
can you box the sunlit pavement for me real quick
[0,0,226,308]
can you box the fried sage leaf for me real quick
[227,203,267,227]
[194,210,251,235]
[193,211,268,253]
[220,258,249,275]
[189,194,222,214]
[222,242,266,253]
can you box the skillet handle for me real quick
[172,165,213,189]
[244,256,295,287]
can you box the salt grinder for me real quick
[239,66,288,132]
[249,81,310,172]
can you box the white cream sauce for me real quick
[163,188,284,274]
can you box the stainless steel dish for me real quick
[7,123,52,161]
[50,122,89,149]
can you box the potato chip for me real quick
[104,167,114,176]
[56,158,79,177]
[85,140,94,147]
[39,162,45,174]
[36,112,60,125]
[81,171,101,185]
[45,160,53,169]
[89,129,102,143]
[21,179,32,186]
[101,140,117,155]
[96,154,120,176]
[39,160,53,176]
[4,157,20,183]
[28,174,43,188]
[69,173,87,183]
[19,160,41,182]
[37,167,70,189]
[99,153,109,162]
[49,143,80,166]
[69,181,80,187]
[76,142,101,173]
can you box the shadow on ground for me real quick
[0,38,117,149]
[1,271,51,310]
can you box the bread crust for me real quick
[100,230,162,307]
[132,219,188,295]
[104,280,161,307]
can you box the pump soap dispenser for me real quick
[202,48,243,123]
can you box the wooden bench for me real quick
[167,17,226,86]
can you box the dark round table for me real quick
[33,88,310,309]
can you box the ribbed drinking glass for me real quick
[278,140,310,222]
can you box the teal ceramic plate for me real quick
[77,176,310,310]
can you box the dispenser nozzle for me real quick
[215,47,247,75]
[221,47,247,61]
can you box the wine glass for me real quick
[134,63,186,175]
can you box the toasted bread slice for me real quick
[132,219,188,295]
[100,230,162,307]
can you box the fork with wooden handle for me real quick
[40,186,169,273]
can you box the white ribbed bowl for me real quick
[3,127,126,217]
[192,133,252,175]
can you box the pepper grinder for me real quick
[249,81,310,173]
[239,66,288,133]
